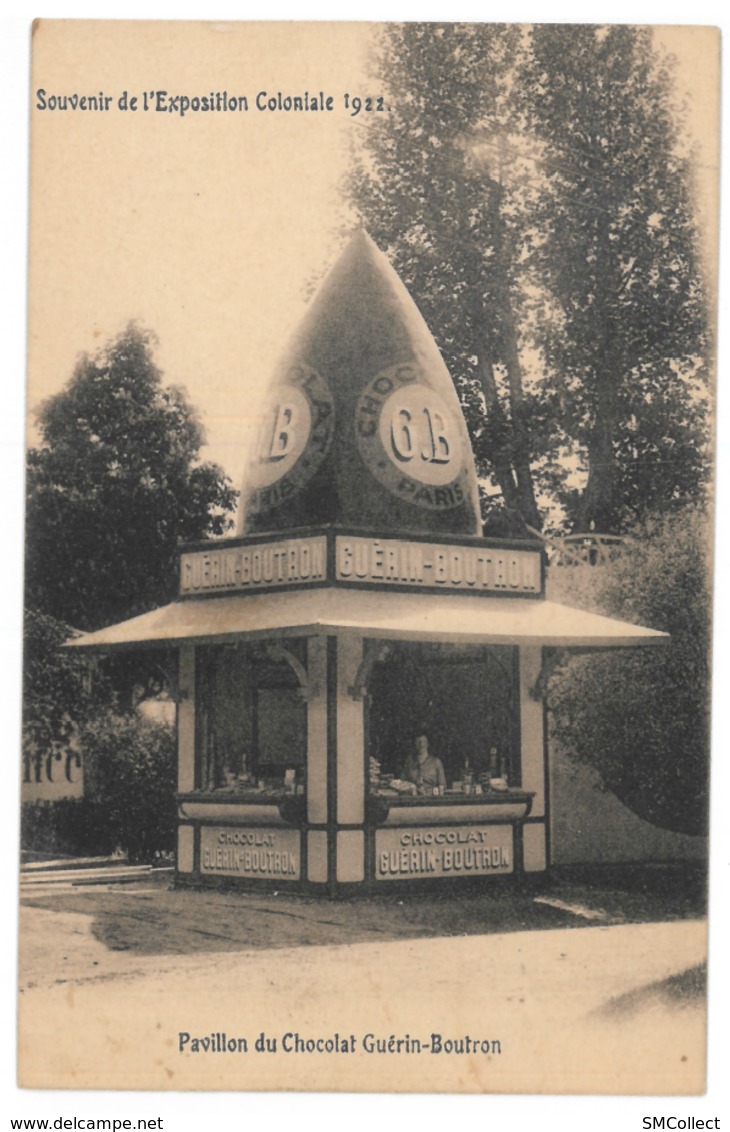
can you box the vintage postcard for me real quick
[18,20,720,1096]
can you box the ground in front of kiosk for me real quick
[19,862,706,989]
[18,866,707,1093]
[18,864,707,1093]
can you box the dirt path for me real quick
[18,876,707,1094]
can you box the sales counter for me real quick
[175,757,536,891]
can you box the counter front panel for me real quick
[375,822,513,881]
[199,825,301,881]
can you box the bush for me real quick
[22,608,103,773]
[81,713,177,863]
[547,505,711,836]
[21,610,177,862]
[20,798,116,859]
[21,713,177,863]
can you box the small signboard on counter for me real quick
[375,824,513,880]
[199,826,301,881]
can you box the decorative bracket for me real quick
[265,644,319,701]
[151,659,188,704]
[529,648,571,701]
[348,643,391,701]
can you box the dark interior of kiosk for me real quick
[195,641,307,795]
[368,642,520,795]
[193,639,520,801]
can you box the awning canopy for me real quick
[66,587,668,651]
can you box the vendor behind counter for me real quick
[367,641,519,790]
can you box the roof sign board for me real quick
[335,536,540,595]
[179,530,544,599]
[180,536,327,596]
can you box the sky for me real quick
[27,21,376,485]
[25,23,720,502]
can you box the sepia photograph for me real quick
[14,17,721,1101]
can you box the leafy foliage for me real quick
[345,24,542,534]
[81,713,178,863]
[22,608,105,781]
[22,324,232,858]
[21,714,177,863]
[521,26,709,531]
[21,609,177,862]
[547,505,711,835]
[20,799,114,859]
[344,24,710,533]
[25,323,237,631]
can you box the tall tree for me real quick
[344,24,709,533]
[345,23,546,534]
[25,323,237,632]
[520,25,709,532]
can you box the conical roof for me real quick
[241,230,481,537]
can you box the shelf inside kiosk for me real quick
[193,642,307,801]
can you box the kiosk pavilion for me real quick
[70,232,667,895]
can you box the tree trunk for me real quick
[574,208,622,534]
[472,343,522,513]
[575,420,618,533]
[498,311,543,532]
[491,176,543,532]
[574,350,621,533]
